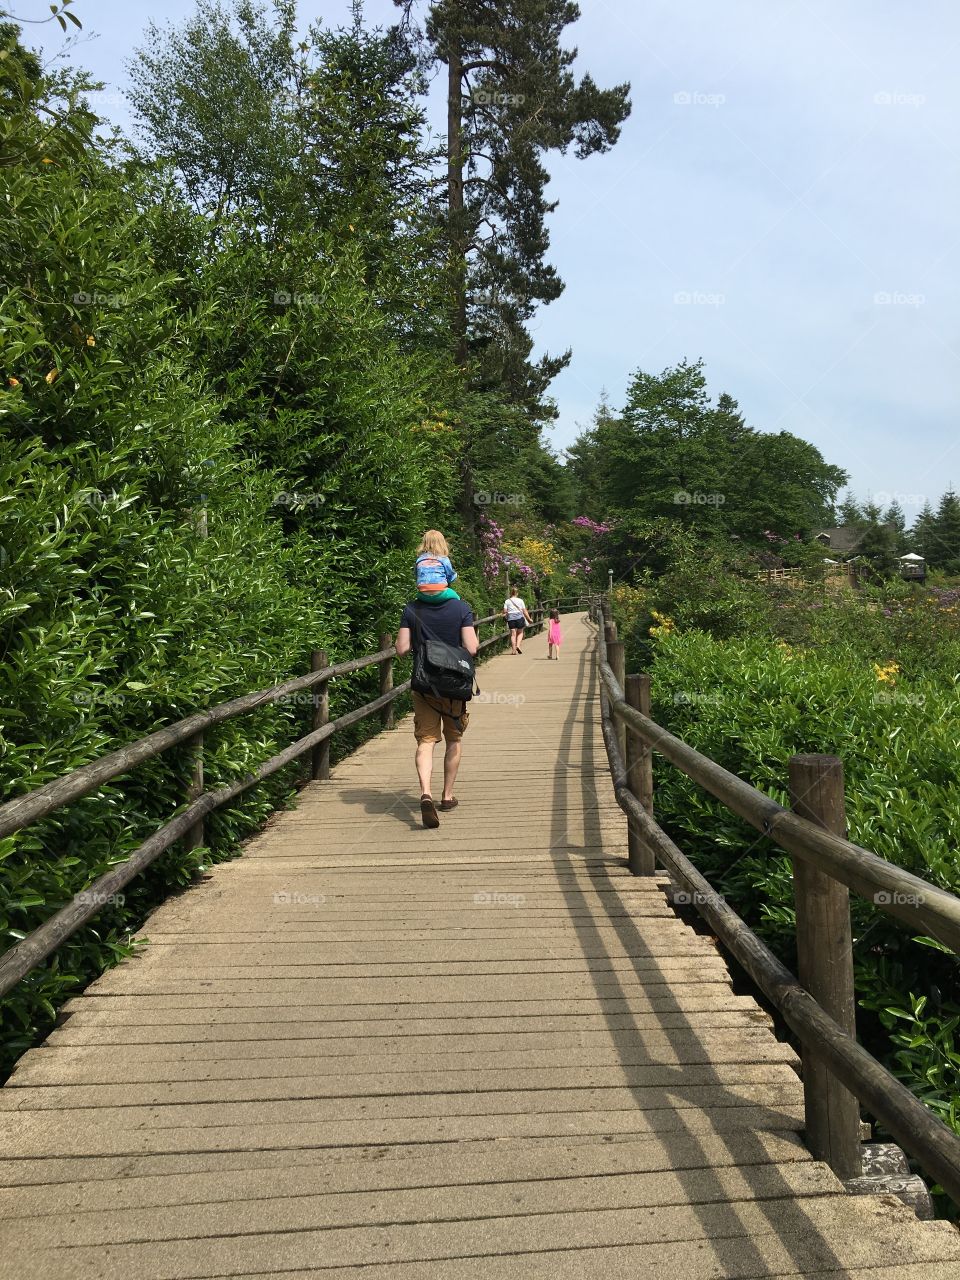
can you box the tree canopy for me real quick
[568,359,848,545]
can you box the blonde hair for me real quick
[417,529,450,557]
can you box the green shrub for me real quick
[640,627,960,1160]
[0,87,469,1077]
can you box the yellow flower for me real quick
[45,368,58,384]
[7,377,19,387]
[86,335,95,346]
[649,610,676,636]
[41,156,54,165]
[873,661,899,683]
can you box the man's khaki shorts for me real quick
[412,692,470,745]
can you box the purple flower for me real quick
[572,515,614,535]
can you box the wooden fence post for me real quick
[789,753,862,1180]
[379,633,394,730]
[606,632,626,762]
[604,621,621,744]
[624,674,655,875]
[185,732,204,850]
[311,649,330,781]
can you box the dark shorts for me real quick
[507,617,525,629]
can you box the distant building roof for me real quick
[813,526,868,554]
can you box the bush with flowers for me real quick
[556,514,615,590]
[480,511,617,599]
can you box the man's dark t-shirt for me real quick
[400,599,475,653]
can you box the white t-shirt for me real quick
[504,596,526,619]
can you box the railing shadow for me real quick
[546,617,850,1273]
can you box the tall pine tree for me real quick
[882,501,907,546]
[932,488,960,572]
[397,0,630,411]
[910,500,938,560]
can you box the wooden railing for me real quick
[0,606,544,998]
[591,600,960,1209]
[756,564,851,584]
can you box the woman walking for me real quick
[503,587,533,654]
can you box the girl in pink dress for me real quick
[547,609,563,660]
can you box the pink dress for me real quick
[548,619,563,646]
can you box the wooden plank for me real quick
[12,1196,960,1280]
[0,1132,814,1214]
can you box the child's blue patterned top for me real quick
[415,554,457,589]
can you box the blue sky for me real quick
[29,0,960,518]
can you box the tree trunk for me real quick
[445,27,477,550]
[446,33,468,367]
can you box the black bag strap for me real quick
[411,603,441,700]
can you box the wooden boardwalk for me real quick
[2,614,959,1279]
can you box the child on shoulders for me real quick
[415,530,460,604]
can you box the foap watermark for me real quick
[873,689,926,708]
[673,691,723,708]
[73,689,133,708]
[874,290,924,308]
[673,489,725,506]
[273,291,320,307]
[273,890,326,905]
[274,89,322,111]
[78,890,126,907]
[674,90,726,107]
[873,90,925,108]
[874,890,925,906]
[674,290,725,307]
[473,891,525,907]
[275,691,321,708]
[674,889,725,908]
[474,490,524,506]
[474,690,526,706]
[873,490,926,508]
[272,491,325,508]
[88,91,125,109]
[72,290,125,308]
[471,89,525,106]
[79,489,124,508]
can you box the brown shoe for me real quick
[439,798,458,811]
[420,795,440,828]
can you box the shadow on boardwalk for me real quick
[548,625,844,1276]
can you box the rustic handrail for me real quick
[0,683,406,997]
[0,606,542,997]
[590,609,960,1206]
[595,629,960,954]
[0,610,503,841]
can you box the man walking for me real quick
[395,595,478,828]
